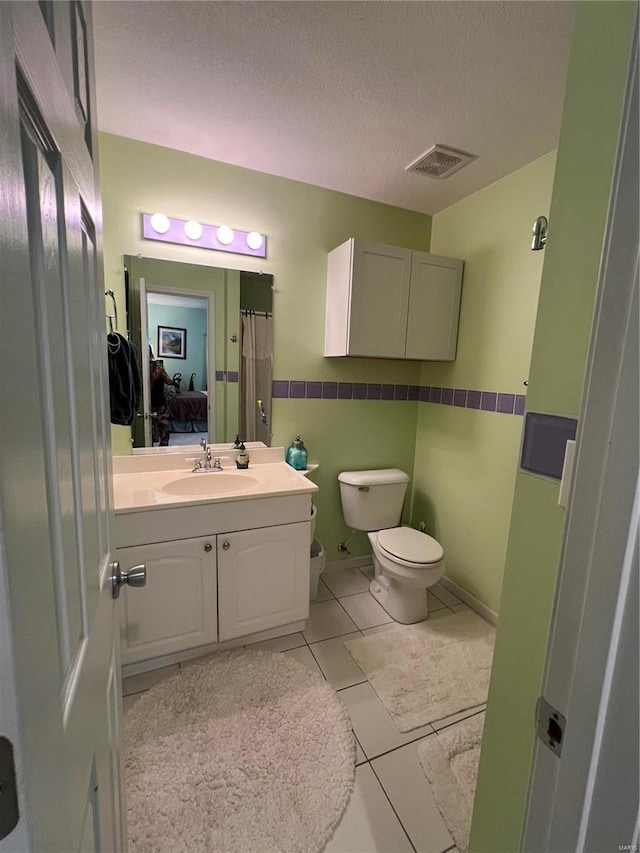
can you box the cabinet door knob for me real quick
[222,541,231,551]
[111,561,147,600]
[204,543,212,552]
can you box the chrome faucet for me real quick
[189,447,224,472]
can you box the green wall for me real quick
[470,4,637,851]
[412,152,557,614]
[100,132,431,556]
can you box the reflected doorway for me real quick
[146,289,211,447]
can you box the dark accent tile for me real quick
[497,393,515,414]
[430,387,442,404]
[353,383,368,400]
[481,391,497,412]
[272,380,289,398]
[306,381,322,399]
[467,390,482,410]
[215,370,225,382]
[367,384,381,400]
[521,413,578,480]
[454,389,467,407]
[441,388,454,406]
[394,384,409,400]
[515,394,526,416]
[381,384,395,400]
[227,371,239,383]
[289,381,306,399]
[322,382,338,399]
[338,382,353,399]
[419,386,431,403]
[408,385,420,401]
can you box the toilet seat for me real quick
[377,526,444,568]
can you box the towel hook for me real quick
[105,289,118,333]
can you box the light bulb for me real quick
[216,225,234,245]
[150,213,170,234]
[184,220,203,240]
[246,231,264,250]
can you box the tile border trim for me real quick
[272,380,526,416]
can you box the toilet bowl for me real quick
[368,527,445,623]
[338,468,445,624]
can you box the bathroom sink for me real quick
[161,473,259,497]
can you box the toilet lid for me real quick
[377,526,444,565]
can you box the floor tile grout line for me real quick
[358,725,438,764]
[368,759,419,853]
[326,587,375,599]
[302,625,363,645]
[334,588,395,632]
[431,705,486,733]
[122,687,150,699]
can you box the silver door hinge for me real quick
[536,696,566,757]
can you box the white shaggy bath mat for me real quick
[344,610,495,731]
[417,712,485,852]
[125,648,355,853]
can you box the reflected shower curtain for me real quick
[241,312,272,444]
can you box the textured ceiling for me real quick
[93,1,574,215]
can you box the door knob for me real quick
[111,561,147,599]
[222,541,231,551]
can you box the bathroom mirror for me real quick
[124,255,273,449]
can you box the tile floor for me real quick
[123,564,486,853]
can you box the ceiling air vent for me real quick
[406,145,476,180]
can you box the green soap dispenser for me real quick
[286,435,308,470]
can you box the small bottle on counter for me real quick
[286,435,308,471]
[236,442,250,469]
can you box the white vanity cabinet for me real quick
[115,491,313,667]
[324,238,464,360]
[217,522,310,641]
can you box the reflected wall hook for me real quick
[531,216,548,251]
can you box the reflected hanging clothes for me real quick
[107,332,142,425]
[241,312,272,443]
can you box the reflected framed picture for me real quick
[158,326,187,359]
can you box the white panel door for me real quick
[349,240,412,357]
[218,522,310,641]
[0,3,124,850]
[405,251,464,360]
[119,537,217,664]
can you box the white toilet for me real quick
[338,469,445,624]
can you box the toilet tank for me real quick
[338,469,410,531]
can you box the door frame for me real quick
[522,22,638,851]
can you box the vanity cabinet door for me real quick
[118,536,217,664]
[217,522,310,641]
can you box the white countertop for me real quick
[113,456,318,513]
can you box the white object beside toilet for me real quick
[338,469,445,623]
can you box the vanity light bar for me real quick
[142,213,267,258]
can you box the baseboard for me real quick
[440,575,498,625]
[325,554,374,572]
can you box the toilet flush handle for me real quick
[358,486,369,492]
